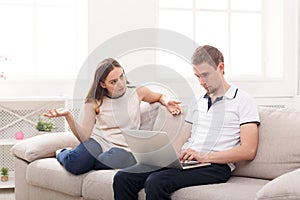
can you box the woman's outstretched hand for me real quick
[166,100,182,115]
[43,108,70,118]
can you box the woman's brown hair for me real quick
[85,58,123,114]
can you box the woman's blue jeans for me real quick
[56,138,136,175]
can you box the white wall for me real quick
[87,0,159,81]
[88,0,158,52]
[0,0,158,99]
[72,0,159,104]
[2,0,300,108]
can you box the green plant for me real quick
[35,118,56,132]
[1,167,8,176]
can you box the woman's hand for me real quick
[137,86,182,116]
[43,108,70,118]
[166,100,182,115]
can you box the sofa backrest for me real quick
[233,107,300,180]
[152,105,186,142]
[142,105,300,180]
[140,103,186,143]
[139,102,161,130]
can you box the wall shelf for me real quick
[0,174,15,189]
[0,139,19,146]
[0,96,68,189]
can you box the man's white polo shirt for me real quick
[182,85,260,155]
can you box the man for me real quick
[113,45,260,200]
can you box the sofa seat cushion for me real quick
[82,170,147,200]
[26,158,88,197]
[170,177,269,200]
[81,169,269,200]
[82,170,117,200]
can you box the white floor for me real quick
[0,188,15,200]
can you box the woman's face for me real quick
[100,67,126,97]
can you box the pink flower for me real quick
[0,72,6,80]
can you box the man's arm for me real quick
[173,122,192,155]
[181,123,259,163]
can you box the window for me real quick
[0,0,87,80]
[158,0,299,96]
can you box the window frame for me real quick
[0,0,88,81]
[158,0,299,97]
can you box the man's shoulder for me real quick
[232,86,254,100]
[238,92,255,103]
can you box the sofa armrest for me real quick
[11,132,79,162]
[255,168,300,200]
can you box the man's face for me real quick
[193,62,223,95]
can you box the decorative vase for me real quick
[1,175,9,182]
[15,131,24,140]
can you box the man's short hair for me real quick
[191,45,224,69]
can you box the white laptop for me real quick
[123,129,211,170]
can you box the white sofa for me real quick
[11,103,300,200]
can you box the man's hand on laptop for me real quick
[179,148,203,163]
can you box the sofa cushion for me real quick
[255,168,300,200]
[82,170,117,200]
[83,170,268,200]
[11,132,79,162]
[26,158,87,197]
[233,107,300,179]
[152,105,186,141]
[82,170,269,200]
[82,170,146,200]
[171,177,269,200]
[139,102,160,130]
[28,186,83,200]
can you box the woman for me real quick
[43,58,181,175]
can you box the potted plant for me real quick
[1,167,9,182]
[35,118,56,133]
